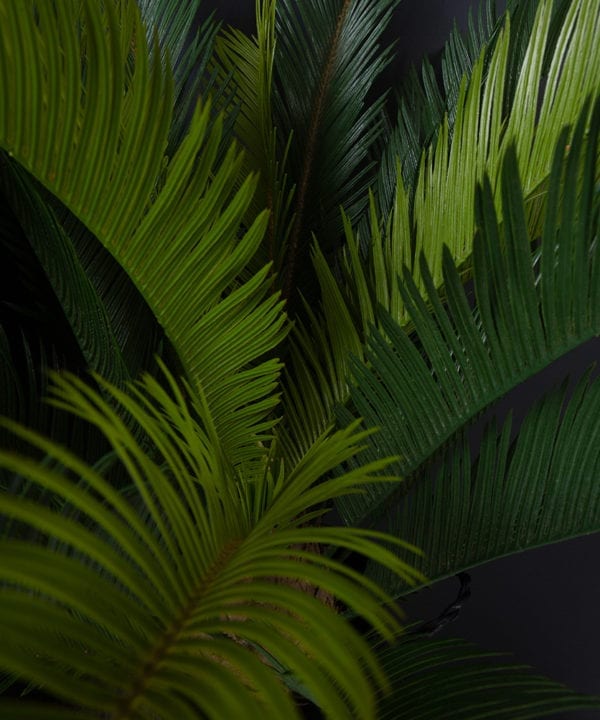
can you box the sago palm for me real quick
[0,0,599,718]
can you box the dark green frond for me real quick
[274,0,398,300]
[0,160,131,385]
[138,0,224,153]
[56,206,166,381]
[366,368,600,596]
[376,635,600,719]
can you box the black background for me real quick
[201,1,600,715]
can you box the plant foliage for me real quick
[0,365,424,718]
[1,0,599,717]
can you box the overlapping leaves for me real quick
[0,366,423,719]
[0,0,286,464]
[367,369,600,595]
[337,95,600,596]
[280,0,600,464]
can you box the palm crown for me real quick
[0,0,599,718]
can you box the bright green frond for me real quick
[373,0,498,213]
[0,368,420,719]
[345,0,600,329]
[414,0,599,290]
[0,0,286,463]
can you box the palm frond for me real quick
[212,0,295,276]
[342,0,600,333]
[366,368,600,596]
[0,0,287,464]
[365,0,573,241]
[137,0,222,153]
[0,366,422,719]
[213,0,276,183]
[375,635,600,718]
[279,0,600,465]
[278,230,367,467]
[414,0,598,289]
[273,0,398,300]
[0,160,131,385]
[373,0,498,215]
[338,93,600,525]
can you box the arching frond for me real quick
[363,367,600,596]
[375,635,600,718]
[0,367,422,719]
[339,94,600,525]
[0,0,287,464]
[343,0,600,332]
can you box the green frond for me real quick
[0,0,287,463]
[0,1,171,235]
[367,370,600,597]
[137,0,222,152]
[0,367,420,719]
[273,0,398,299]
[279,183,411,464]
[413,0,599,289]
[345,0,600,329]
[278,238,364,465]
[0,160,131,385]
[374,0,498,212]
[368,0,572,234]
[214,0,276,176]
[375,635,600,718]
[339,94,600,524]
[212,0,295,273]
[282,0,600,465]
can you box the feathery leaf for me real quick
[339,93,600,524]
[0,366,422,719]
